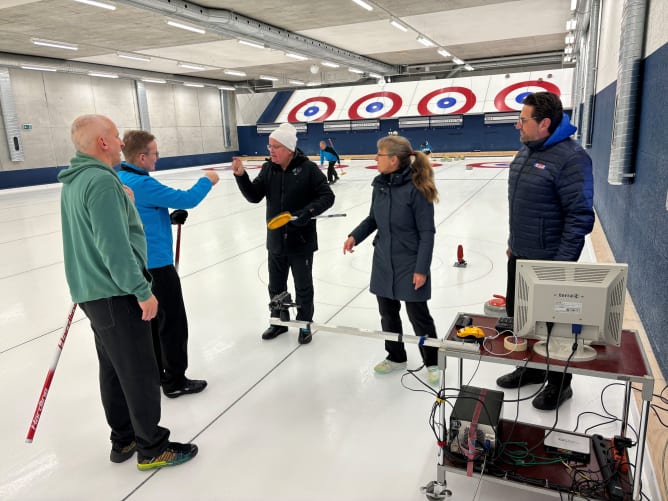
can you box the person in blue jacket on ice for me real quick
[118,130,219,399]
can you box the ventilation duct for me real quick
[0,67,25,162]
[114,0,395,76]
[608,0,647,185]
[135,81,151,131]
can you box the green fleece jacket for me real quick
[58,152,153,303]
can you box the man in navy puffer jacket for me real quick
[497,92,594,411]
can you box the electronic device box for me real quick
[448,385,503,457]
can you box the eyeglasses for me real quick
[267,144,285,151]
[517,117,538,125]
[376,153,393,157]
[142,150,159,158]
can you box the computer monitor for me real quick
[514,259,628,362]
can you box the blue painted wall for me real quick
[238,114,521,157]
[587,42,668,378]
[0,151,236,190]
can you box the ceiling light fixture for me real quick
[218,85,236,91]
[452,57,464,65]
[306,82,320,87]
[88,71,118,78]
[416,36,435,48]
[390,19,408,32]
[566,19,577,31]
[177,62,205,71]
[289,80,305,85]
[570,0,578,11]
[351,0,373,12]
[368,72,381,78]
[31,38,78,51]
[259,75,279,81]
[464,64,474,71]
[348,68,363,74]
[141,78,166,84]
[117,52,151,62]
[565,33,575,44]
[285,52,308,60]
[21,65,57,72]
[238,39,265,49]
[437,48,451,58]
[183,82,205,87]
[321,61,340,68]
[224,69,247,77]
[166,20,206,34]
[73,0,116,10]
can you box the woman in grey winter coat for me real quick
[343,135,440,385]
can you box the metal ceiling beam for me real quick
[114,0,397,75]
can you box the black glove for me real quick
[291,209,311,227]
[170,209,188,225]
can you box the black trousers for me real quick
[79,295,170,457]
[326,161,339,183]
[150,265,189,390]
[268,252,314,322]
[506,253,572,387]
[377,296,438,367]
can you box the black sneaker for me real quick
[262,325,288,340]
[137,442,198,471]
[163,378,207,398]
[532,384,573,410]
[110,440,136,463]
[496,367,546,388]
[298,327,312,344]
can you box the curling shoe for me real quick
[262,325,288,340]
[374,359,407,374]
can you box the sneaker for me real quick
[110,440,136,463]
[262,325,288,340]
[496,367,546,389]
[137,442,198,471]
[532,384,573,411]
[373,359,407,374]
[298,327,312,345]
[163,378,207,398]
[426,366,440,385]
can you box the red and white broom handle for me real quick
[26,303,77,443]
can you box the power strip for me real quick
[441,339,481,354]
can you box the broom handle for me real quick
[26,303,77,443]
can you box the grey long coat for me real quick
[349,166,435,302]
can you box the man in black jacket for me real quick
[231,123,334,344]
[498,92,594,411]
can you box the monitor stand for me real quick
[533,337,597,362]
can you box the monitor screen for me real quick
[514,260,628,362]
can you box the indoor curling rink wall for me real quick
[0,155,661,500]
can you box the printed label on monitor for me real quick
[554,301,582,314]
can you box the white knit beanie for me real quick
[269,122,298,151]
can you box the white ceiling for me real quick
[0,0,576,92]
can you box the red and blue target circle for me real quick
[287,96,337,122]
[494,81,561,112]
[348,92,402,119]
[417,87,476,115]
[466,161,510,169]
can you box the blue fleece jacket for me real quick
[118,163,213,269]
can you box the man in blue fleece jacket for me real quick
[118,130,219,399]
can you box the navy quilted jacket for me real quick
[508,113,594,261]
[349,166,435,301]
